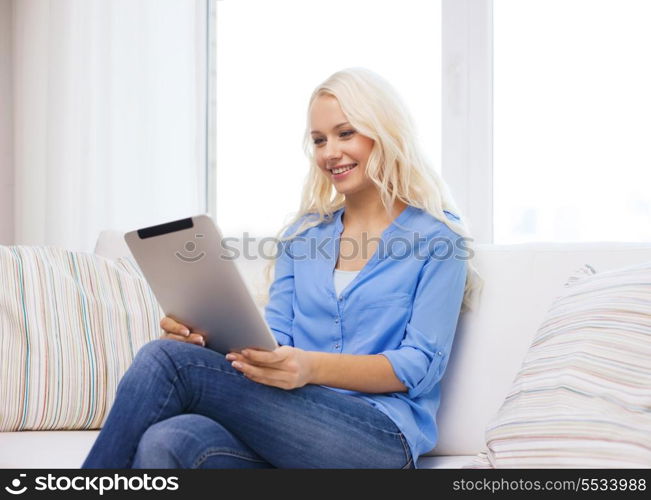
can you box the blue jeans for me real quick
[81,339,414,469]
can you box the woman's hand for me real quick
[226,346,314,390]
[159,316,205,347]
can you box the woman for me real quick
[82,67,481,469]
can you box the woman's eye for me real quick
[313,130,354,146]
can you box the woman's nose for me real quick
[324,142,342,161]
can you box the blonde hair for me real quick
[262,67,483,313]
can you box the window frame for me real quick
[442,0,493,244]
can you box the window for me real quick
[211,0,650,244]
[213,0,441,237]
[494,0,651,243]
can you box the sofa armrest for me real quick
[94,230,132,260]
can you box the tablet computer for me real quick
[124,214,279,354]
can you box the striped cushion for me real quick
[466,262,651,468]
[0,246,163,431]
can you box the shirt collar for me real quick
[334,204,415,235]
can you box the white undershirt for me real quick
[333,268,360,297]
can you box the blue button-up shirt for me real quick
[264,205,467,466]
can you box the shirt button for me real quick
[335,318,339,324]
[437,351,443,356]
[334,344,340,349]
[338,297,343,302]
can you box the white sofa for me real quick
[2,231,651,469]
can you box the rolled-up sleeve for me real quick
[380,239,467,399]
[264,219,307,347]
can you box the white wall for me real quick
[0,0,14,244]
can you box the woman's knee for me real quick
[133,414,250,469]
[133,414,206,468]
[136,338,179,359]
[118,340,191,395]
[124,340,233,397]
[131,338,198,371]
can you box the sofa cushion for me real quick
[466,261,651,468]
[0,429,476,469]
[417,455,477,469]
[0,430,99,468]
[0,246,163,431]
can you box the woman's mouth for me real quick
[331,163,357,179]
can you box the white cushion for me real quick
[0,431,99,468]
[0,429,476,469]
[417,455,476,469]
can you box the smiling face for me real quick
[309,94,376,196]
